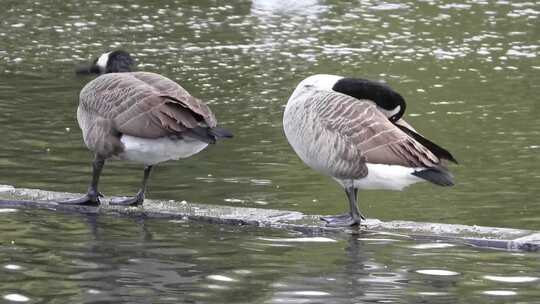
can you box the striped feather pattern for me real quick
[283,88,441,180]
[78,72,216,157]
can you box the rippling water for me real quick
[1,0,539,302]
[1,0,539,228]
[2,209,540,303]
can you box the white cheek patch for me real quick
[378,105,401,119]
[96,52,111,72]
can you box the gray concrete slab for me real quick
[1,184,538,252]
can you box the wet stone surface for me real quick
[1,185,539,252]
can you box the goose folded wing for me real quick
[131,72,217,127]
[313,91,441,169]
[80,72,217,139]
[113,94,203,138]
[290,90,368,180]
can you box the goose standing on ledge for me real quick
[283,74,457,227]
[62,50,232,206]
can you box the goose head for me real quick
[295,74,407,122]
[332,77,406,122]
[76,50,135,75]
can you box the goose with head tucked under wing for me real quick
[283,74,457,227]
[62,50,233,206]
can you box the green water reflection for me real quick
[0,1,539,228]
[1,1,540,302]
[2,209,540,303]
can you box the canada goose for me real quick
[62,50,232,206]
[283,74,457,227]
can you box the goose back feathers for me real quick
[284,76,456,190]
[78,71,217,158]
[63,50,232,207]
[287,74,457,226]
[284,88,441,180]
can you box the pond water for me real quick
[2,208,540,303]
[1,0,539,302]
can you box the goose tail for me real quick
[209,127,234,139]
[412,168,454,187]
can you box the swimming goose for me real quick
[62,50,232,206]
[283,74,457,227]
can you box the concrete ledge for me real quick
[0,184,538,252]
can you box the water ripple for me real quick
[3,294,29,302]
[416,269,460,276]
[483,275,538,283]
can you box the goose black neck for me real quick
[332,77,406,121]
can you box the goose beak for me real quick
[75,63,101,75]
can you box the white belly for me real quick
[348,163,425,190]
[118,135,209,165]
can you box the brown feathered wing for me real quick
[309,90,442,169]
[80,71,216,139]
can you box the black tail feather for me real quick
[184,127,216,144]
[412,168,454,187]
[209,127,233,139]
[395,124,458,164]
[183,126,233,144]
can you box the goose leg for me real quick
[321,187,365,227]
[110,166,153,206]
[351,188,366,221]
[59,156,105,206]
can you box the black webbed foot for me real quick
[320,213,363,227]
[110,190,144,206]
[58,192,103,206]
